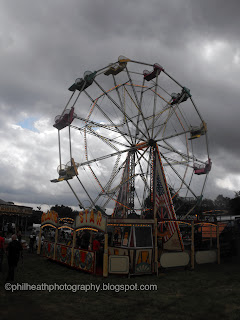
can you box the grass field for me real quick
[1,252,240,320]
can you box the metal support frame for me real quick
[128,150,136,215]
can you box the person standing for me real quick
[93,234,101,267]
[6,234,23,281]
[17,230,22,243]
[93,235,101,251]
[29,232,36,253]
[0,231,5,272]
[81,231,90,250]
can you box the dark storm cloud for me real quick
[189,0,240,42]
[0,0,239,208]
[1,0,196,116]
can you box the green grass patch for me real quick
[1,252,240,320]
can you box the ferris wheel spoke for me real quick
[185,169,194,198]
[84,90,132,145]
[79,145,139,167]
[158,141,205,166]
[84,126,120,151]
[125,67,150,140]
[133,151,152,213]
[101,156,131,199]
[73,115,141,145]
[174,104,191,131]
[165,157,189,197]
[158,103,188,140]
[190,96,204,123]
[152,105,178,140]
[205,132,210,159]
[75,175,96,208]
[83,125,108,197]
[162,128,189,163]
[134,187,142,210]
[112,76,134,144]
[71,124,129,149]
[103,155,122,193]
[66,180,85,209]
[135,152,150,193]
[91,154,122,206]
[156,82,172,98]
[160,152,198,200]
[155,129,191,144]
[74,115,131,138]
[201,173,209,196]
[163,70,183,89]
[129,60,154,67]
[149,88,188,134]
[156,102,188,140]
[135,147,150,167]
[93,79,149,141]
[148,103,171,132]
[164,139,207,166]
[135,79,146,143]
[123,86,149,140]
[104,155,131,196]
[151,73,160,138]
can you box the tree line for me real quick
[173,191,240,219]
[29,191,240,225]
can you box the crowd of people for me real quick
[0,231,23,281]
[0,225,45,282]
[0,224,106,281]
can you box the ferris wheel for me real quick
[51,56,211,218]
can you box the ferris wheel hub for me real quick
[148,139,156,147]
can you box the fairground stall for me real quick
[157,220,223,269]
[38,208,224,277]
[107,218,155,275]
[0,199,33,235]
[39,209,107,275]
[38,210,157,276]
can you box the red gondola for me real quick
[143,63,164,81]
[194,158,212,175]
[53,107,76,130]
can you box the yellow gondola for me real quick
[189,121,207,140]
[104,56,130,76]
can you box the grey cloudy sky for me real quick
[0,0,239,210]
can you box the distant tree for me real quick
[214,194,230,210]
[72,210,79,217]
[28,210,42,225]
[230,191,240,215]
[200,198,215,212]
[234,191,240,198]
[50,205,75,219]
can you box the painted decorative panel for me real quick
[42,240,54,259]
[56,244,72,265]
[135,249,152,274]
[73,249,95,273]
[108,247,128,256]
